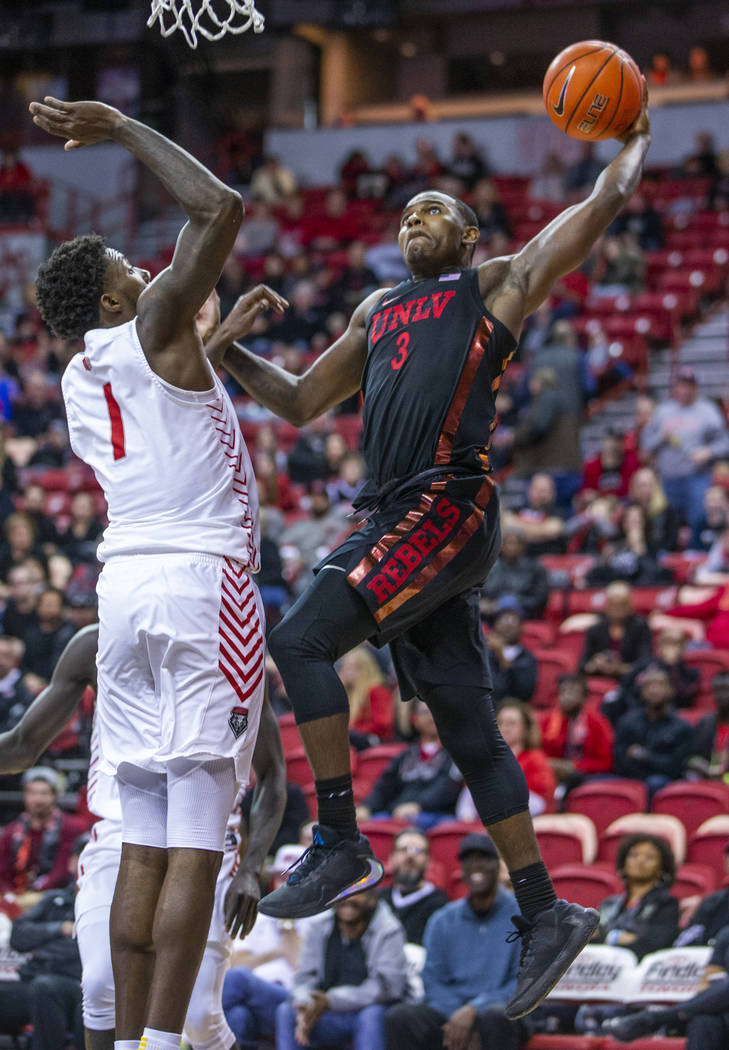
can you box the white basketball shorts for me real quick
[96,552,265,782]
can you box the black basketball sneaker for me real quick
[257,824,385,919]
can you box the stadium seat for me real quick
[520,620,556,649]
[686,815,729,882]
[533,813,598,865]
[285,748,315,788]
[566,780,648,837]
[550,863,623,910]
[353,744,408,803]
[603,1040,685,1050]
[359,819,409,862]
[598,814,686,866]
[532,650,576,707]
[527,1039,609,1050]
[683,650,729,692]
[672,862,718,899]
[651,781,729,838]
[426,820,482,873]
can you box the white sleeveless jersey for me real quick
[62,319,260,566]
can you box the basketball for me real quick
[543,40,643,141]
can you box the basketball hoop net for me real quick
[147,0,265,49]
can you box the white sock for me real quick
[139,1030,182,1050]
[115,1043,140,1050]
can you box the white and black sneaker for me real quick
[504,899,600,1019]
[257,824,385,919]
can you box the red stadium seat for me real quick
[550,863,623,910]
[426,821,482,873]
[598,814,686,865]
[686,815,729,882]
[533,814,598,866]
[520,620,556,649]
[684,650,729,692]
[603,1040,685,1050]
[672,862,718,899]
[527,1039,609,1050]
[652,782,729,839]
[285,748,314,789]
[358,819,409,862]
[532,650,576,707]
[353,744,408,803]
[566,780,647,837]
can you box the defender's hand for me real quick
[617,79,650,142]
[224,868,262,939]
[220,285,289,344]
[29,97,123,150]
[195,290,221,344]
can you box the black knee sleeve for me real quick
[419,683,529,824]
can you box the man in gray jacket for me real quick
[276,888,407,1050]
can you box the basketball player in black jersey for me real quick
[207,94,652,1020]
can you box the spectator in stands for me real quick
[691,485,729,551]
[541,673,614,797]
[338,644,394,748]
[302,189,361,251]
[678,841,729,946]
[610,188,664,251]
[580,581,653,680]
[485,599,538,703]
[660,580,729,648]
[529,151,567,204]
[641,367,729,533]
[235,198,279,256]
[594,833,679,959]
[0,767,85,901]
[613,663,693,795]
[250,154,298,202]
[479,526,550,620]
[529,319,586,417]
[495,700,555,816]
[385,833,529,1050]
[21,483,60,555]
[471,177,511,243]
[707,148,729,210]
[502,472,567,557]
[687,48,715,84]
[448,131,489,190]
[687,670,729,781]
[0,513,46,581]
[326,450,366,508]
[627,465,681,552]
[379,828,448,946]
[585,503,675,587]
[581,430,640,501]
[0,833,85,1050]
[563,143,603,197]
[21,586,75,687]
[278,480,349,597]
[356,700,462,830]
[0,148,35,224]
[10,370,61,440]
[380,154,409,209]
[339,149,371,197]
[275,888,406,1050]
[56,491,104,566]
[2,563,39,641]
[647,52,677,86]
[695,527,729,584]
[0,634,31,736]
[592,232,645,295]
[604,925,729,1048]
[331,240,379,313]
[608,628,701,726]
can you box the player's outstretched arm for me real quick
[204,285,289,368]
[484,95,651,332]
[219,288,382,426]
[224,694,287,938]
[29,97,242,350]
[0,624,98,774]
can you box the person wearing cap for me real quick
[485,599,538,703]
[641,367,729,533]
[0,833,86,1050]
[0,765,85,906]
[385,833,529,1050]
[479,527,550,621]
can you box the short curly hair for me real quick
[35,234,108,339]
[616,833,676,886]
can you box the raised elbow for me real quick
[219,189,244,227]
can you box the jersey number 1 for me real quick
[103,383,126,460]
[391,331,410,371]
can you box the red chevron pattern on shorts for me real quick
[219,557,264,710]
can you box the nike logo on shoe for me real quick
[553,65,576,116]
[329,858,384,906]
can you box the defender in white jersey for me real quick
[31,94,287,1050]
[0,624,287,1050]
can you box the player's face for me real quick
[104,248,151,311]
[398,194,470,274]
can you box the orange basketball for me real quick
[543,40,643,141]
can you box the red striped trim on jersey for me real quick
[218,560,264,708]
[434,315,494,466]
[206,394,258,567]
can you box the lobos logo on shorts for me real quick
[228,705,249,739]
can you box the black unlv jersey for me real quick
[361,267,517,492]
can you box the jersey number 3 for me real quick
[103,383,126,460]
[391,331,410,371]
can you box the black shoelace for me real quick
[506,915,536,966]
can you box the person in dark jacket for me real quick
[479,528,550,621]
[603,627,700,727]
[485,599,538,703]
[512,367,583,510]
[688,671,729,781]
[378,828,448,946]
[580,582,653,680]
[0,834,86,1049]
[595,833,679,959]
[677,841,729,947]
[356,702,462,830]
[613,664,693,798]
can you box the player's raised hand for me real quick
[224,867,261,939]
[195,289,222,344]
[222,285,289,342]
[29,97,123,150]
[617,78,650,143]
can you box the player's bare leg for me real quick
[86,1030,114,1050]
[110,844,167,1039]
[298,712,350,779]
